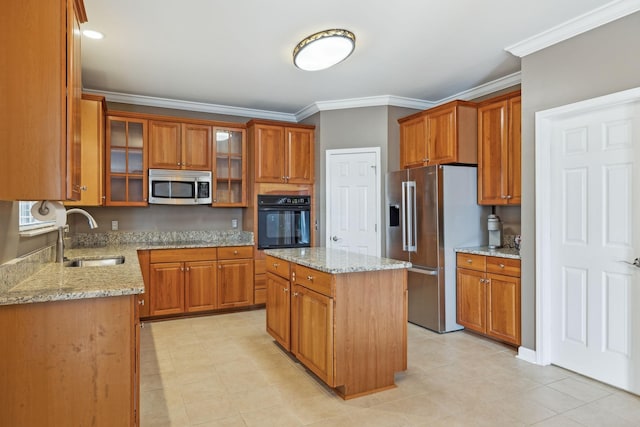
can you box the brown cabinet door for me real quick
[254,124,285,182]
[185,261,217,312]
[486,273,521,346]
[507,96,522,204]
[150,262,185,316]
[426,106,456,165]
[477,100,508,205]
[266,272,291,351]
[148,121,182,169]
[285,127,314,184]
[291,284,335,387]
[182,124,212,170]
[67,0,83,201]
[217,259,254,308]
[399,116,428,169]
[456,268,486,334]
[136,250,151,318]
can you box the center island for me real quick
[264,247,411,399]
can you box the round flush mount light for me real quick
[293,29,355,71]
[82,29,104,39]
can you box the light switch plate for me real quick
[111,220,118,231]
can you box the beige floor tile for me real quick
[140,309,640,427]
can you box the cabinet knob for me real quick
[499,263,505,269]
[479,278,485,284]
[80,185,87,191]
[284,288,289,293]
[186,267,190,271]
[293,292,299,297]
[177,162,182,166]
[506,195,513,199]
[501,195,507,199]
[273,263,279,268]
[218,265,222,269]
[466,259,472,264]
[233,250,238,255]
[138,299,145,306]
[181,267,184,272]
[307,275,314,281]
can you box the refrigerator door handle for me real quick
[401,181,408,251]
[406,181,417,251]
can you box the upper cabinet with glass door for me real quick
[213,127,246,206]
[106,116,148,206]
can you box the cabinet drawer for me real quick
[293,264,333,297]
[486,256,521,277]
[254,259,266,275]
[456,253,486,272]
[254,288,266,305]
[218,246,252,260]
[150,248,217,263]
[266,255,290,279]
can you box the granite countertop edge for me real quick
[264,248,412,274]
[0,240,254,306]
[455,246,521,259]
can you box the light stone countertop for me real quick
[0,234,254,306]
[264,247,411,274]
[455,246,521,260]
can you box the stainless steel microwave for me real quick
[148,169,212,205]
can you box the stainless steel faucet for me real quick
[56,208,99,263]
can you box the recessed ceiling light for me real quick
[293,29,355,71]
[82,30,104,40]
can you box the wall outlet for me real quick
[111,220,118,231]
[231,219,238,229]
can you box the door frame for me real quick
[535,86,640,365]
[325,147,382,257]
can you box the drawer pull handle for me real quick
[466,259,472,264]
[273,263,279,268]
[284,288,289,293]
[479,279,485,284]
[499,263,505,268]
[138,299,145,305]
[293,292,299,297]
[233,250,238,255]
[307,275,314,281]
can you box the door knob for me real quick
[331,236,339,241]
[623,258,640,268]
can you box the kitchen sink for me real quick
[66,256,125,267]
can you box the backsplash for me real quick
[70,230,254,247]
[0,246,55,293]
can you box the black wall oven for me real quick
[257,195,311,249]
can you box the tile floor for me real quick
[140,309,640,426]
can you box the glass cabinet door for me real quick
[106,117,148,205]
[213,127,246,206]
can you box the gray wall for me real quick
[520,11,640,350]
[305,106,421,249]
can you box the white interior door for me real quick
[326,148,380,256]
[545,97,640,393]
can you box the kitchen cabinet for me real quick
[265,253,407,399]
[217,246,254,308]
[213,127,247,206]
[398,100,477,169]
[65,94,106,207]
[248,120,315,184]
[477,91,521,205]
[266,256,292,349]
[456,253,521,346]
[148,121,212,171]
[148,248,218,316]
[0,295,139,426]
[0,0,87,201]
[106,116,148,206]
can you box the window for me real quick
[19,201,56,232]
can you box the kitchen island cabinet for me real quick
[265,248,409,399]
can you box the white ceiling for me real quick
[81,0,616,119]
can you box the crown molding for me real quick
[295,95,435,121]
[436,71,521,104]
[505,0,640,58]
[82,89,297,122]
[84,70,522,124]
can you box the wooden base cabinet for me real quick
[265,255,407,399]
[143,246,254,319]
[456,253,521,346]
[0,295,139,427]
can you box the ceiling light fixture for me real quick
[82,29,104,40]
[293,29,355,71]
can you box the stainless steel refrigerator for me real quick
[386,165,488,333]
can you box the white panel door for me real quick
[549,101,640,393]
[326,149,380,256]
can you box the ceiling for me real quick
[81,0,615,120]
